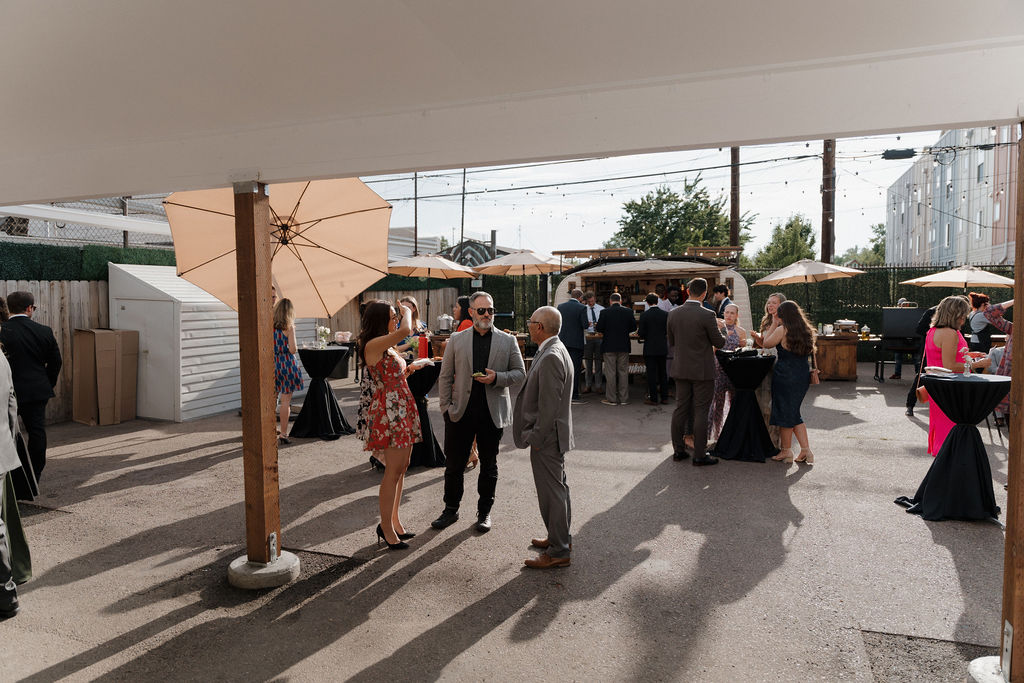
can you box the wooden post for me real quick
[821,139,836,263]
[1001,120,1024,680]
[233,181,281,563]
[730,146,740,264]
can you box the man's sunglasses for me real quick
[475,307,495,315]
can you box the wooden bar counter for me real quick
[815,333,859,380]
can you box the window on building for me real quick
[994,202,1001,223]
[944,223,950,247]
[917,202,921,216]
[957,217,963,233]
[976,210,983,239]
[977,160,985,184]
[916,235,921,256]
[929,226,935,243]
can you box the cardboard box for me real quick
[72,329,139,426]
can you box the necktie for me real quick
[589,306,596,324]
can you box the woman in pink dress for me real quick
[356,299,424,550]
[923,295,991,456]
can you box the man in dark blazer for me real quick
[666,278,725,465]
[556,288,589,403]
[637,293,669,406]
[0,291,62,486]
[595,292,637,405]
[710,284,733,318]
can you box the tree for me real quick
[604,177,753,256]
[750,214,816,268]
[833,223,886,266]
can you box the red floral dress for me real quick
[359,350,421,451]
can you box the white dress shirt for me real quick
[584,303,604,333]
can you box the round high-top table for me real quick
[405,361,445,467]
[710,350,779,463]
[897,373,1011,521]
[290,346,354,440]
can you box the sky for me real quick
[363,130,942,261]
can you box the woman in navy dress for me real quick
[754,300,816,465]
[273,298,303,445]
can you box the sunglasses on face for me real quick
[475,307,495,315]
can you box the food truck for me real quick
[552,257,752,368]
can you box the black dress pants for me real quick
[645,355,668,402]
[443,404,503,516]
[17,401,47,485]
[0,480,15,610]
[566,347,584,399]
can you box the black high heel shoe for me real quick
[376,524,410,550]
[369,456,385,472]
[397,531,416,540]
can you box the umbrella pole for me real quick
[227,181,298,589]
[425,268,431,326]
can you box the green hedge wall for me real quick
[0,241,176,281]
[739,265,1014,331]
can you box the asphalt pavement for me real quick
[0,363,1007,681]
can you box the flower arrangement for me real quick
[316,325,332,349]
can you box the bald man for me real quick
[514,306,575,569]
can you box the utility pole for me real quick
[821,139,836,263]
[413,171,418,256]
[730,147,740,264]
[458,168,466,263]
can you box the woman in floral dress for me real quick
[357,299,424,550]
[273,298,303,445]
[708,303,747,442]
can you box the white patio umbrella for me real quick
[900,264,1014,292]
[474,251,562,328]
[387,253,477,321]
[753,259,865,314]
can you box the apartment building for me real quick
[886,126,1018,265]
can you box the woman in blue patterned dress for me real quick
[273,298,303,445]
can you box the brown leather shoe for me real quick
[524,553,571,569]
[530,537,550,549]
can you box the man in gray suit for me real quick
[667,278,725,466]
[556,288,588,404]
[514,306,574,569]
[433,291,526,532]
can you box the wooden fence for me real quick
[1,280,109,423]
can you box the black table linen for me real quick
[405,362,445,467]
[290,347,355,440]
[710,351,780,463]
[896,373,1010,521]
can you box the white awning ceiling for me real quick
[1,1,1022,205]
[0,204,172,235]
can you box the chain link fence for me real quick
[0,194,173,249]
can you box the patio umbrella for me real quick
[164,178,391,318]
[387,253,477,321]
[899,265,1014,292]
[753,259,865,314]
[474,251,562,328]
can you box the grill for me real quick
[873,307,924,382]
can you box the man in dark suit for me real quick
[595,292,636,406]
[556,288,589,404]
[0,292,62,486]
[667,278,725,465]
[710,284,733,318]
[905,305,937,417]
[637,293,669,406]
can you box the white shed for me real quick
[108,263,314,422]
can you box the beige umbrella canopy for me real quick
[474,250,563,276]
[753,259,865,286]
[900,264,1014,291]
[387,254,477,279]
[388,253,477,322]
[165,178,391,318]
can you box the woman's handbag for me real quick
[809,354,821,385]
[915,353,929,403]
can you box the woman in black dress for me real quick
[754,300,816,464]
